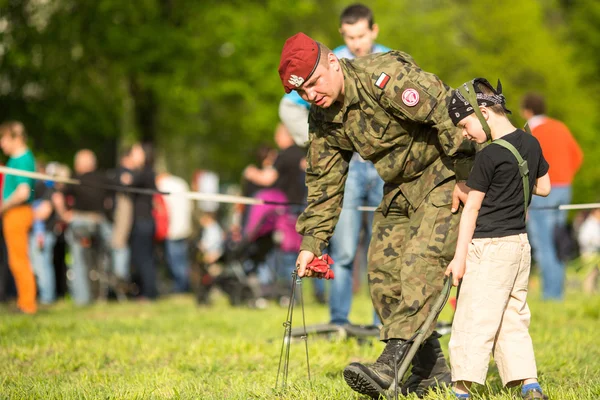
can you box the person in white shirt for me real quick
[156,172,193,293]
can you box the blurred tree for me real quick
[370,0,598,204]
[559,0,600,203]
[0,0,598,202]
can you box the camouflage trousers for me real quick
[368,179,460,341]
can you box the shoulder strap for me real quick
[458,82,492,141]
[493,139,530,217]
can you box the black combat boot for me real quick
[343,339,410,399]
[401,333,451,398]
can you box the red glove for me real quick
[305,255,335,280]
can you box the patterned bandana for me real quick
[448,78,511,125]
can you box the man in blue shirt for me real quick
[278,4,388,323]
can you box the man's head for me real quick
[119,147,135,169]
[74,149,97,175]
[279,33,344,108]
[448,78,511,144]
[129,142,152,169]
[339,3,379,57]
[520,92,546,120]
[0,121,27,156]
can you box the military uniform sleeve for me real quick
[375,54,476,180]
[296,112,353,256]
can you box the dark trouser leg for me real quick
[131,219,157,299]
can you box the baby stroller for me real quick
[194,188,301,307]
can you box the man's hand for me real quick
[445,258,466,287]
[296,250,316,278]
[451,182,469,213]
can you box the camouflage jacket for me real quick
[297,51,475,256]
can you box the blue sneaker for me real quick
[522,388,548,400]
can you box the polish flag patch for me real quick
[375,73,390,89]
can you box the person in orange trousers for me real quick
[0,121,37,314]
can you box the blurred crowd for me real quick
[1,92,600,316]
[0,120,310,314]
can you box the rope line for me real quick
[0,165,597,211]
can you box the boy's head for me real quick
[339,4,379,58]
[448,78,511,143]
[199,212,217,227]
[0,121,27,156]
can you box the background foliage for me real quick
[0,0,598,201]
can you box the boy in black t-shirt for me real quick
[445,79,550,400]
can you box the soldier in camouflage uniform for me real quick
[278,33,474,398]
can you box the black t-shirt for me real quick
[131,166,156,220]
[467,129,549,238]
[273,145,306,205]
[64,170,112,214]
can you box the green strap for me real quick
[523,123,532,134]
[457,82,492,141]
[493,139,530,217]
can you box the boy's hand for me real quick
[445,258,466,287]
[451,182,469,213]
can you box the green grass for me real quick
[1,275,599,400]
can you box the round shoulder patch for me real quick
[402,88,420,107]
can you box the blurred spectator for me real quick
[578,208,600,294]
[234,144,277,234]
[278,90,310,147]
[192,211,224,305]
[0,165,15,303]
[0,121,37,314]
[244,123,306,210]
[60,149,120,305]
[156,170,192,293]
[48,163,71,299]
[30,163,59,304]
[198,212,224,266]
[109,149,135,292]
[521,93,584,300]
[127,143,158,300]
[242,145,278,199]
[193,170,220,214]
[243,124,308,300]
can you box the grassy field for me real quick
[1,276,599,400]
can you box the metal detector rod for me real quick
[276,271,298,389]
[390,274,454,400]
[297,276,311,383]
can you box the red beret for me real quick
[279,32,321,93]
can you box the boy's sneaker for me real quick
[522,388,548,400]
